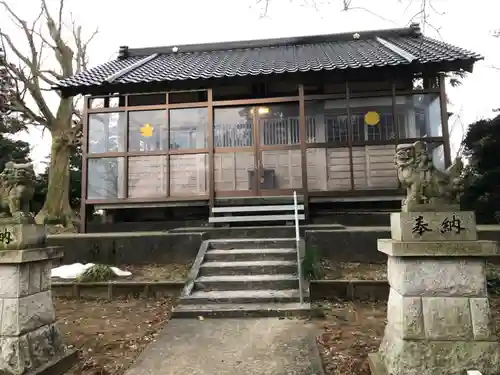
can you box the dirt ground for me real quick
[53,261,500,375]
[51,263,192,283]
[120,264,191,281]
[315,297,500,375]
[56,297,177,375]
[321,260,387,280]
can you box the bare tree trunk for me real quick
[35,128,74,225]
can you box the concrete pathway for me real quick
[125,318,324,375]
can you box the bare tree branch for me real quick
[0,1,56,125]
[255,0,445,31]
[341,5,399,25]
[0,0,98,224]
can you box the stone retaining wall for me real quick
[47,232,205,265]
[305,228,500,263]
[47,227,500,265]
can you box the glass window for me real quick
[258,103,300,146]
[88,113,126,153]
[305,100,348,144]
[396,94,442,138]
[349,80,392,93]
[349,97,395,142]
[128,93,166,107]
[214,107,253,148]
[266,82,298,97]
[428,142,445,171]
[169,91,208,104]
[128,110,167,152]
[88,96,124,109]
[87,158,125,199]
[169,108,208,150]
[213,85,253,101]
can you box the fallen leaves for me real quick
[56,297,177,375]
[320,260,387,281]
[121,264,191,281]
[314,301,386,375]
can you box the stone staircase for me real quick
[172,238,310,318]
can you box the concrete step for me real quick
[209,213,305,223]
[208,238,296,250]
[181,289,304,304]
[172,302,311,318]
[194,274,299,291]
[205,248,297,262]
[199,260,297,276]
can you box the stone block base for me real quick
[390,211,476,242]
[386,289,497,341]
[370,336,500,375]
[0,323,70,374]
[0,220,47,251]
[0,249,70,374]
[386,258,488,298]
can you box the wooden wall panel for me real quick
[366,145,398,188]
[307,145,397,191]
[353,145,397,189]
[352,147,367,189]
[128,156,167,198]
[169,154,208,196]
[261,149,302,189]
[307,147,351,191]
[214,151,255,192]
[326,148,351,190]
[306,148,327,191]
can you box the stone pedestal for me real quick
[0,219,76,374]
[369,211,500,375]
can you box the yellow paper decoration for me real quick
[365,111,380,126]
[140,123,153,137]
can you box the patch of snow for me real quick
[51,263,132,279]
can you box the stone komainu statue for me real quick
[0,162,35,219]
[394,141,464,212]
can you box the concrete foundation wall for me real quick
[47,226,500,265]
[305,228,500,263]
[48,232,206,265]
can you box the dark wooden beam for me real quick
[79,97,89,233]
[207,89,215,211]
[298,84,309,220]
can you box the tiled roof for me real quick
[55,25,483,91]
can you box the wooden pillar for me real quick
[79,96,89,233]
[165,93,171,199]
[392,80,402,189]
[438,73,452,167]
[298,84,309,220]
[207,89,215,217]
[346,81,354,190]
[122,109,129,199]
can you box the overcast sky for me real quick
[2,0,499,172]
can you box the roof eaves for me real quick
[375,36,417,63]
[104,53,159,83]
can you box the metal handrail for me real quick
[293,191,304,305]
